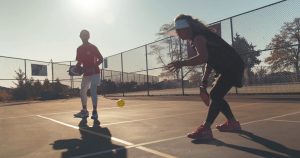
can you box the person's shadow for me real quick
[52,118,127,158]
[192,130,300,158]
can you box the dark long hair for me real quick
[175,14,209,35]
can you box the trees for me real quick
[253,66,268,84]
[12,69,30,100]
[265,18,300,81]
[12,69,69,100]
[154,23,263,85]
[150,22,203,83]
[149,22,182,80]
[232,34,261,85]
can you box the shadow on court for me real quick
[192,130,300,158]
[52,118,127,158]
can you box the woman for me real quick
[167,14,244,140]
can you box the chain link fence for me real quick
[1,0,299,99]
[101,0,300,96]
[0,56,52,88]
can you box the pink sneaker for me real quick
[216,120,241,132]
[187,125,213,140]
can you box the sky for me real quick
[0,0,281,62]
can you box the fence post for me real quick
[69,61,73,89]
[230,18,239,95]
[51,59,54,83]
[145,45,150,96]
[133,73,135,82]
[101,63,105,96]
[24,59,27,80]
[179,39,185,96]
[110,70,113,80]
[119,72,122,88]
[121,53,124,97]
[101,63,104,83]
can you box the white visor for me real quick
[175,19,190,29]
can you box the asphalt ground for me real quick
[1,95,300,158]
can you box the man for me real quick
[74,30,103,120]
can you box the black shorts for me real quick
[217,69,244,88]
[210,74,233,100]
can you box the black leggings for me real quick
[205,75,236,125]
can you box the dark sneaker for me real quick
[74,110,89,118]
[187,125,213,140]
[91,110,98,120]
[216,120,241,132]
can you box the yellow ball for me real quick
[116,99,125,107]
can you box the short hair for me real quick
[80,29,90,36]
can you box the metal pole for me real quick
[70,61,73,89]
[179,39,185,96]
[110,70,113,80]
[51,59,54,83]
[101,62,104,81]
[24,59,27,80]
[139,74,141,83]
[121,53,124,97]
[101,63,105,96]
[230,18,238,95]
[145,45,150,96]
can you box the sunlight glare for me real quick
[73,0,108,14]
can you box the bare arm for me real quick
[166,35,209,72]
[95,47,103,66]
[201,64,212,87]
[75,49,82,68]
[180,35,208,66]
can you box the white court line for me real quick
[135,146,177,158]
[35,102,261,158]
[70,146,178,158]
[102,111,201,126]
[268,119,300,123]
[36,110,300,158]
[0,101,259,121]
[241,111,300,125]
[36,115,133,145]
[125,110,300,148]
[0,99,261,120]
[0,101,283,121]
[0,102,171,120]
[0,115,37,120]
[101,103,258,126]
[36,115,178,158]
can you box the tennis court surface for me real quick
[1,95,300,158]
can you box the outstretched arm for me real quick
[166,35,208,72]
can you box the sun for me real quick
[71,0,115,24]
[73,0,108,14]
